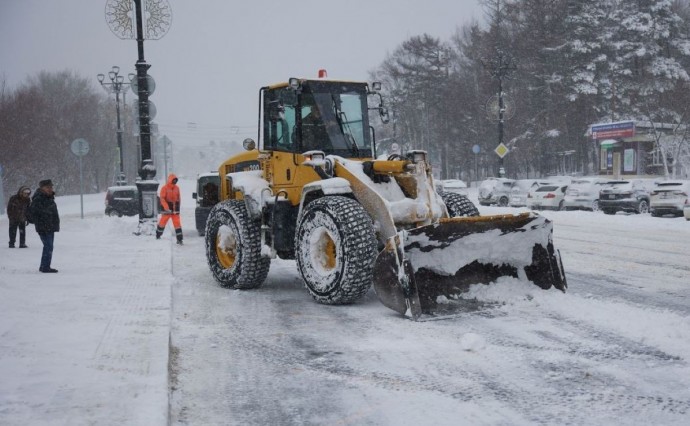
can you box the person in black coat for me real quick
[7,185,31,248]
[27,179,60,273]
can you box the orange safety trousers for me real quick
[158,213,182,230]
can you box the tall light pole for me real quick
[105,0,171,234]
[97,66,131,185]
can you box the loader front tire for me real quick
[205,200,270,289]
[295,196,377,305]
[441,192,480,217]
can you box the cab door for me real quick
[263,88,297,187]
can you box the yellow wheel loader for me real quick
[205,77,566,319]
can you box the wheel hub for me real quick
[216,225,237,268]
[310,227,338,276]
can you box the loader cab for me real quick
[261,80,374,159]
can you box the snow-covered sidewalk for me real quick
[0,194,174,426]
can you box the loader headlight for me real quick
[303,150,325,162]
[289,78,301,90]
[302,151,330,179]
[407,150,427,163]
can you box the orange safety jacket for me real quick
[160,173,181,213]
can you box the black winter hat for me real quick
[39,179,53,187]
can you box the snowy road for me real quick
[169,206,690,425]
[2,186,688,425]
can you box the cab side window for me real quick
[264,91,296,152]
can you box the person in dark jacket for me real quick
[7,185,31,248]
[27,179,60,273]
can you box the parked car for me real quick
[598,179,655,214]
[562,177,611,211]
[509,179,552,207]
[438,179,468,196]
[104,185,139,217]
[478,178,515,206]
[650,180,690,217]
[526,184,568,210]
[192,172,220,236]
[545,175,574,185]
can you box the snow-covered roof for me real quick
[107,185,138,191]
[197,171,219,179]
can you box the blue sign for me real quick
[591,121,635,140]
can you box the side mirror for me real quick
[243,138,256,151]
[192,192,197,199]
[380,107,390,124]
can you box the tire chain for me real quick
[205,200,270,289]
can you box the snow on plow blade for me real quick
[372,213,567,320]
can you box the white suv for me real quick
[438,179,468,196]
[650,180,690,217]
[509,179,552,207]
[478,178,515,206]
[562,177,610,211]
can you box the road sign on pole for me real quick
[494,143,509,159]
[71,138,90,219]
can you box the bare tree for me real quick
[1,70,126,195]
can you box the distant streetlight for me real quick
[97,66,131,185]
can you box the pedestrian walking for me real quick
[27,179,60,273]
[7,185,31,248]
[156,173,184,244]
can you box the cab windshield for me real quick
[262,82,372,158]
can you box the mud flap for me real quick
[372,213,567,319]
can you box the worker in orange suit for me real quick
[156,173,184,244]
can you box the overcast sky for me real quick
[1,0,483,147]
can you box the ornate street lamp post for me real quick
[104,0,171,234]
[97,66,131,185]
[482,50,517,178]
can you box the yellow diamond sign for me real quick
[494,143,509,158]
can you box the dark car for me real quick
[192,172,220,235]
[598,179,655,215]
[105,185,139,217]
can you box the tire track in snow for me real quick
[566,271,690,316]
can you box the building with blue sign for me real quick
[587,120,679,178]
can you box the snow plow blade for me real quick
[372,213,567,320]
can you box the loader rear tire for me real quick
[295,196,377,305]
[205,200,270,289]
[441,192,480,217]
